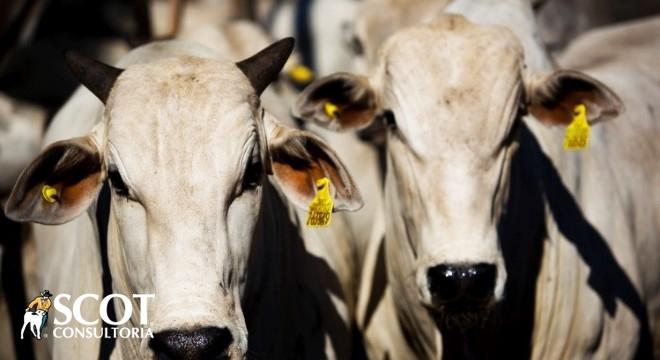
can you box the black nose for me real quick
[150,327,233,360]
[427,263,496,307]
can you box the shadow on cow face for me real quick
[294,15,622,328]
[5,38,362,359]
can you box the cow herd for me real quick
[0,0,659,359]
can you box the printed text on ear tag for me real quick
[289,64,314,85]
[306,177,333,227]
[563,104,590,151]
[41,185,59,204]
[324,102,339,119]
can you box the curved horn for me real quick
[236,37,295,95]
[64,51,123,104]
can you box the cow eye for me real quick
[108,166,130,197]
[383,110,397,129]
[242,152,263,192]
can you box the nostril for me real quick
[464,263,497,302]
[427,263,497,306]
[427,265,461,303]
[150,327,233,360]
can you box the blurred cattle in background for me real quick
[0,94,46,360]
[0,94,46,195]
[535,0,660,52]
[260,0,361,75]
[0,1,138,359]
[351,0,452,71]
[294,0,660,358]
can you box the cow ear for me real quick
[527,70,624,126]
[4,136,105,225]
[293,72,378,131]
[265,115,363,212]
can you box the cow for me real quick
[0,92,46,360]
[4,37,365,359]
[293,3,660,358]
[350,0,453,71]
[0,93,46,195]
[535,0,660,53]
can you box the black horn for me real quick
[64,51,123,104]
[236,37,295,95]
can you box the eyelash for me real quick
[108,166,130,197]
[382,110,397,129]
[241,149,262,192]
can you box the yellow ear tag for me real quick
[41,185,59,204]
[563,104,590,151]
[324,102,340,119]
[289,64,314,84]
[306,177,333,227]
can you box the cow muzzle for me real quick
[426,263,496,312]
[150,327,233,360]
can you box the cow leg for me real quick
[20,319,28,339]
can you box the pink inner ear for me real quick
[272,162,316,203]
[530,87,603,126]
[271,158,341,202]
[529,71,623,126]
[60,172,104,206]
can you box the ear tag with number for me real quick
[41,185,59,204]
[324,102,340,119]
[306,177,333,227]
[563,104,590,150]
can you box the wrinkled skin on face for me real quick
[372,17,526,323]
[106,57,261,354]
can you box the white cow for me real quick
[5,37,364,360]
[294,2,660,358]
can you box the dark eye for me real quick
[242,154,263,192]
[503,118,521,146]
[108,166,130,197]
[383,110,397,128]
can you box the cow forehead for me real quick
[378,15,524,159]
[104,57,259,197]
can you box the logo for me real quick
[21,289,52,339]
[21,290,154,340]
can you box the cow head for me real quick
[294,16,622,327]
[5,38,363,358]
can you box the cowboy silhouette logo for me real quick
[21,290,52,340]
